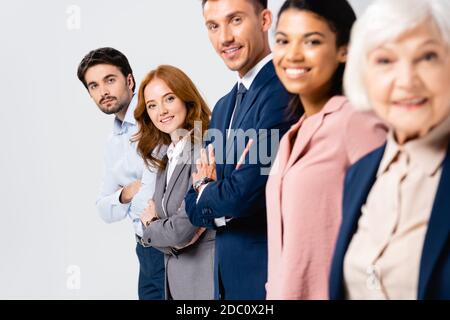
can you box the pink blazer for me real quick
[265,96,387,300]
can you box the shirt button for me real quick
[366,265,381,291]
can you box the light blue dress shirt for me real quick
[95,95,156,237]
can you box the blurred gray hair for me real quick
[344,0,450,111]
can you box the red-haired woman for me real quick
[133,65,214,300]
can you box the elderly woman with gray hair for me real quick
[329,0,450,300]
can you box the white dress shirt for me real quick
[166,137,189,184]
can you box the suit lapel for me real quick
[283,115,321,172]
[331,145,386,298]
[225,62,276,157]
[284,97,346,172]
[213,86,237,180]
[277,122,301,175]
[418,144,450,299]
[231,64,275,131]
[220,85,238,136]
[154,162,169,218]
[162,142,193,212]
[164,164,187,210]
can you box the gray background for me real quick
[0,0,373,299]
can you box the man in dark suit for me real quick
[185,0,299,299]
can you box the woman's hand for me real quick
[175,227,206,250]
[140,199,158,228]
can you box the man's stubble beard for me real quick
[99,96,130,116]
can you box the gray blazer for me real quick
[141,141,215,300]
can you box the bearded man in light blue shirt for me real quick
[77,47,164,300]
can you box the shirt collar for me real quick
[319,95,347,116]
[378,113,450,177]
[237,53,273,90]
[113,94,137,135]
[167,130,193,162]
[296,96,347,125]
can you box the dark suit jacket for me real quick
[185,61,299,299]
[329,143,450,300]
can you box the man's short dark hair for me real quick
[77,47,136,92]
[201,0,267,12]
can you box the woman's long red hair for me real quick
[133,65,211,170]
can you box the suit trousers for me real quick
[135,242,165,300]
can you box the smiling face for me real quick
[144,78,188,142]
[84,64,134,116]
[203,0,272,77]
[365,19,450,144]
[273,9,347,100]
